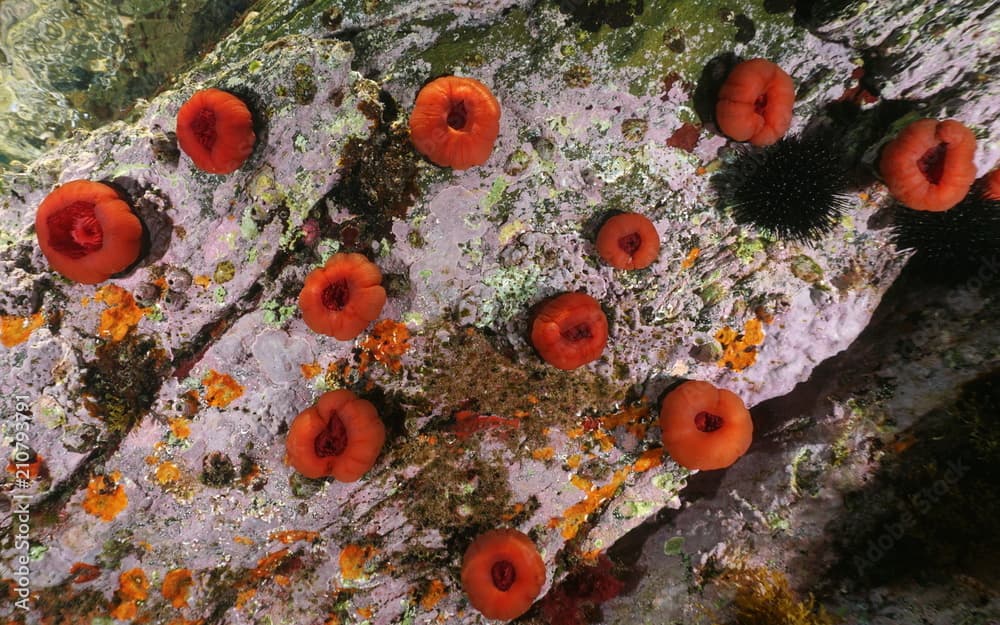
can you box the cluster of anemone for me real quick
[35,87,258,284]
[706,55,991,285]
[29,41,995,625]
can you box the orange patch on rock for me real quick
[193,275,211,289]
[7,454,45,480]
[632,448,664,473]
[1,312,45,347]
[300,362,322,379]
[94,285,147,342]
[162,569,194,608]
[532,447,555,461]
[82,471,128,521]
[202,370,244,407]
[70,562,101,584]
[420,579,447,610]
[111,567,149,620]
[715,317,767,371]
[452,410,521,440]
[339,544,378,581]
[556,467,632,540]
[168,418,191,439]
[155,461,182,485]
[269,530,320,544]
[680,247,701,270]
[358,319,411,374]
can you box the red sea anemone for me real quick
[595,212,660,269]
[659,380,753,470]
[285,389,386,481]
[35,180,143,284]
[408,76,501,170]
[461,528,546,621]
[176,88,256,174]
[715,58,795,147]
[980,167,1000,200]
[298,253,387,341]
[530,292,608,370]
[879,118,977,212]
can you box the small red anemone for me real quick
[409,76,501,170]
[35,180,143,284]
[981,167,1000,200]
[595,212,660,270]
[659,380,753,470]
[285,389,386,481]
[879,118,977,212]
[530,292,608,370]
[176,88,256,174]
[716,58,795,147]
[298,253,387,341]
[461,528,546,621]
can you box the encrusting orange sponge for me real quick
[659,380,753,470]
[298,253,387,341]
[530,292,608,370]
[285,389,386,481]
[409,76,501,170]
[176,88,256,174]
[879,118,977,212]
[715,58,795,147]
[36,180,143,284]
[595,212,660,270]
[461,528,546,621]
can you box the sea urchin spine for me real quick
[711,133,852,242]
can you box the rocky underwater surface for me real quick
[0,0,998,624]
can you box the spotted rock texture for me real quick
[1,1,997,624]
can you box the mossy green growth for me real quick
[81,332,168,436]
[566,0,800,95]
[291,62,318,104]
[477,265,542,328]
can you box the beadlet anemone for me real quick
[408,76,501,170]
[176,88,256,174]
[595,212,660,270]
[461,528,546,620]
[530,292,608,370]
[35,180,143,284]
[715,58,795,147]
[880,118,977,212]
[285,389,386,481]
[298,253,387,340]
[660,380,753,470]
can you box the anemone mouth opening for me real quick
[917,142,948,185]
[47,201,104,259]
[561,322,593,342]
[322,279,350,311]
[753,93,768,116]
[617,232,642,255]
[314,412,348,457]
[694,411,724,432]
[192,107,218,150]
[490,560,516,591]
[447,100,468,130]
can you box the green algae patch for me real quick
[564,0,801,95]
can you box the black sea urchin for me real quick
[711,134,852,242]
[892,180,1000,279]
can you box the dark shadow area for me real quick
[556,0,645,32]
